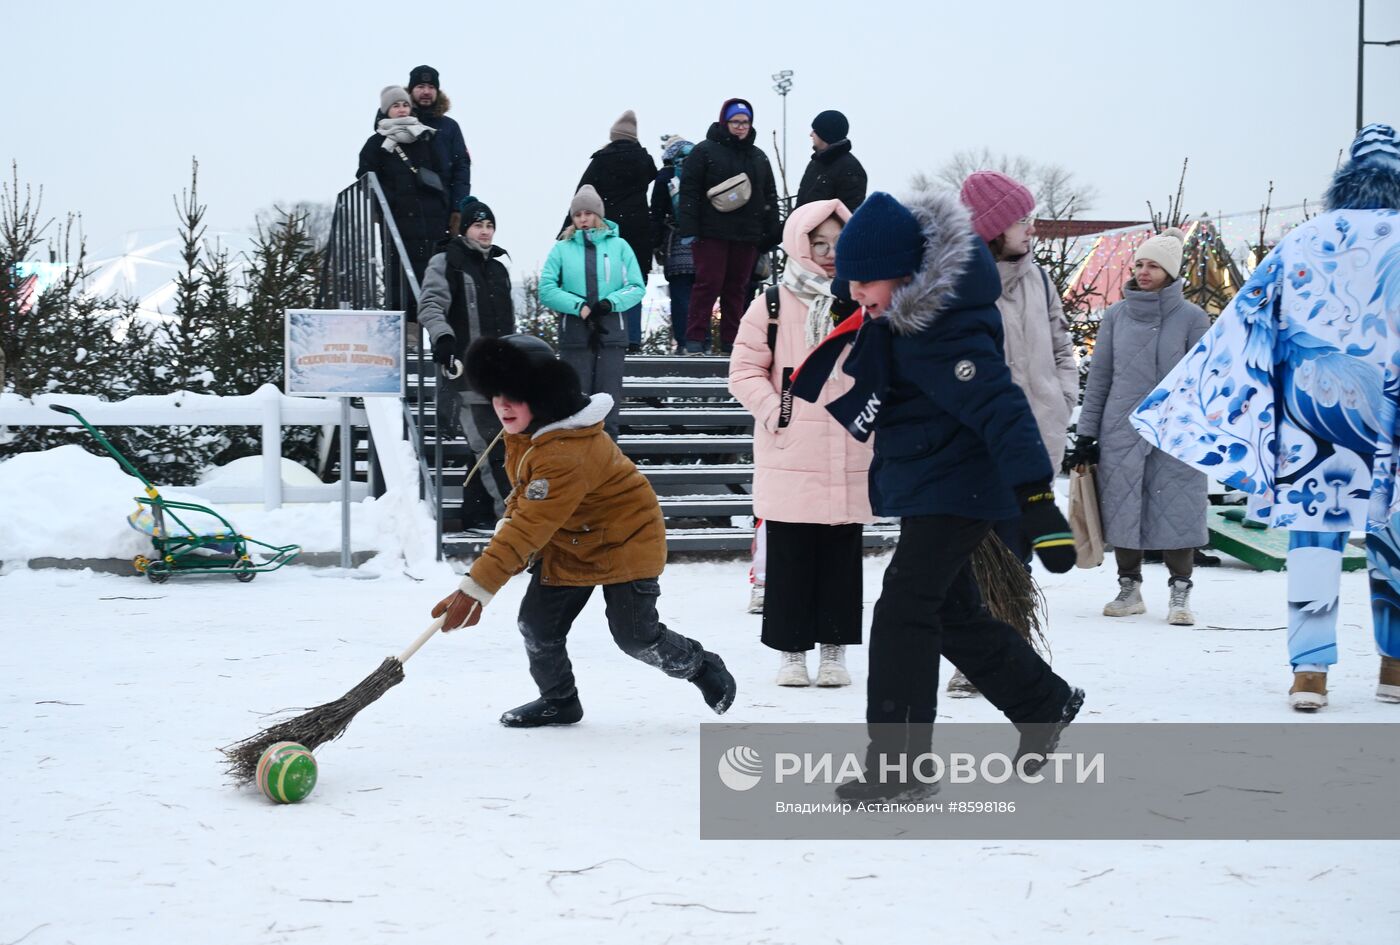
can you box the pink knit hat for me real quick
[959,171,1036,242]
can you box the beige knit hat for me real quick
[610,109,639,142]
[569,185,606,221]
[1134,226,1187,278]
[379,85,411,114]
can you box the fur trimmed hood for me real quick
[421,90,452,119]
[884,188,992,337]
[533,393,614,439]
[1325,157,1400,212]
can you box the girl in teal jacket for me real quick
[539,185,646,438]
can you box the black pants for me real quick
[516,571,706,700]
[866,515,1071,758]
[992,515,1033,569]
[761,521,863,651]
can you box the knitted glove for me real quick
[1015,483,1076,574]
[432,335,456,369]
[1066,435,1099,468]
[593,298,613,316]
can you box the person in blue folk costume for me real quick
[1132,123,1400,711]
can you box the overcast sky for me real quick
[9,0,1400,278]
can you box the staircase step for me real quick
[618,433,752,454]
[441,524,900,558]
[658,494,753,517]
[620,407,752,427]
[622,354,729,378]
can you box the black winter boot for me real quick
[499,693,584,728]
[690,652,736,715]
[1014,687,1085,775]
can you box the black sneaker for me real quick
[1014,687,1086,775]
[834,773,941,803]
[690,652,736,714]
[499,694,583,728]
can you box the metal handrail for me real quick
[318,173,449,559]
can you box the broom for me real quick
[220,426,503,785]
[970,531,1049,658]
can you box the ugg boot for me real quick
[1103,577,1146,617]
[1166,578,1195,626]
[946,668,981,698]
[1378,656,1400,703]
[1289,671,1328,711]
[815,644,851,687]
[776,650,811,687]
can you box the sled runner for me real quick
[48,404,300,583]
[1207,507,1366,573]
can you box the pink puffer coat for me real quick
[728,199,874,525]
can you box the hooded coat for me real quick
[995,253,1080,469]
[1132,207,1400,535]
[795,139,867,211]
[1078,280,1210,549]
[728,199,873,525]
[676,98,781,247]
[839,190,1054,520]
[566,140,658,282]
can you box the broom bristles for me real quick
[220,656,406,784]
[970,531,1050,658]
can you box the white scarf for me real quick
[780,262,837,349]
[377,117,436,150]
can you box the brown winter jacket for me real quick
[465,394,666,596]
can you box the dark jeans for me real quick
[516,571,706,700]
[866,515,1072,759]
[668,274,696,350]
[761,521,863,651]
[687,238,759,350]
[1115,547,1193,583]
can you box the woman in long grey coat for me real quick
[1073,228,1209,625]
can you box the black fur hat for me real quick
[465,334,590,428]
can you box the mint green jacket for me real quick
[538,220,646,316]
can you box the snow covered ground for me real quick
[3,550,1397,944]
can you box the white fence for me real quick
[0,384,369,509]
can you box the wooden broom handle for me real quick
[398,615,447,663]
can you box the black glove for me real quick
[432,335,456,369]
[592,298,613,316]
[1015,482,1076,574]
[1066,435,1099,468]
[587,312,610,352]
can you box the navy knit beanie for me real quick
[812,110,849,143]
[835,192,925,282]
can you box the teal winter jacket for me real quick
[539,220,646,316]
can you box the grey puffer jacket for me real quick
[1077,280,1210,550]
[995,254,1079,470]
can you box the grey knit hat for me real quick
[380,85,411,114]
[610,109,639,142]
[569,185,606,221]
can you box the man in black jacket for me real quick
[418,197,514,528]
[795,110,867,211]
[676,98,780,354]
[407,65,473,229]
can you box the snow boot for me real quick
[747,584,766,615]
[1380,657,1400,704]
[1103,577,1146,617]
[946,668,981,698]
[834,771,941,803]
[499,693,584,728]
[1014,687,1086,776]
[815,644,851,687]
[1166,578,1195,626]
[691,651,737,714]
[776,650,811,687]
[1289,671,1328,711]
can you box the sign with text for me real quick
[284,309,404,397]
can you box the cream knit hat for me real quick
[1134,226,1187,278]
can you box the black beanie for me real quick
[408,65,440,90]
[465,334,589,427]
[457,196,495,227]
[812,110,850,144]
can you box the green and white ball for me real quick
[255,741,318,804]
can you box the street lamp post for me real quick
[771,70,794,184]
[1357,0,1400,131]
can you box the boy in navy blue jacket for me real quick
[796,190,1084,802]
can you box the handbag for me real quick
[393,145,446,196]
[1067,464,1105,569]
[707,173,752,212]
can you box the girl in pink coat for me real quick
[729,198,874,687]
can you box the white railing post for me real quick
[261,386,283,511]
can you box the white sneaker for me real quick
[747,585,765,615]
[815,644,851,687]
[776,651,810,686]
[1166,578,1195,626]
[1103,577,1146,617]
